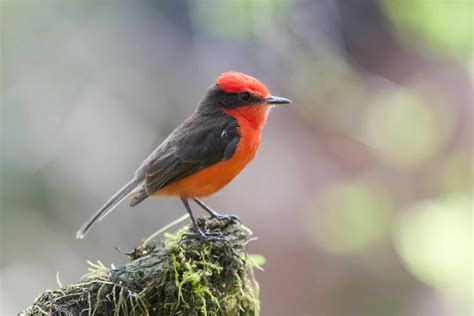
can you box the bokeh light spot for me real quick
[395,194,473,301]
[365,88,442,167]
[190,0,289,38]
[310,183,393,254]
[384,0,473,59]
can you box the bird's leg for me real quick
[180,197,225,241]
[193,198,240,223]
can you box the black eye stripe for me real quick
[203,85,264,110]
[238,92,251,102]
[227,92,262,107]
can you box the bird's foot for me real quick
[208,212,241,223]
[184,230,226,242]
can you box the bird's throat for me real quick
[222,105,271,131]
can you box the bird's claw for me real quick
[184,230,226,242]
[210,214,241,224]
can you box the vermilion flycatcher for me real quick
[76,72,291,241]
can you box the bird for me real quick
[76,71,291,241]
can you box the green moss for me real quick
[22,218,260,315]
[141,220,260,315]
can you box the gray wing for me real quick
[129,113,240,206]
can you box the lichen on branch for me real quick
[21,218,261,316]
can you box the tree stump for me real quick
[21,218,261,315]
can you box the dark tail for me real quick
[76,179,140,239]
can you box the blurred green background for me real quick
[1,0,472,315]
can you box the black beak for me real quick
[266,95,291,105]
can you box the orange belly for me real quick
[156,132,260,198]
[155,106,269,198]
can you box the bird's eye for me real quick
[238,92,251,102]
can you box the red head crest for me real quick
[216,72,270,99]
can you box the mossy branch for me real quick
[21,218,261,316]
